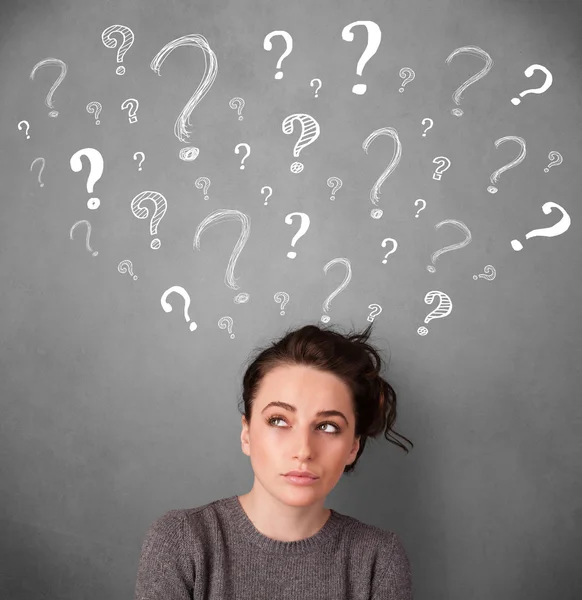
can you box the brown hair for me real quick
[238,321,413,475]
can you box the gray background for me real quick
[1,0,581,598]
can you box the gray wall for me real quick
[1,0,581,598]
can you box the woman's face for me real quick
[241,363,360,506]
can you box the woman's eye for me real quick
[266,416,340,433]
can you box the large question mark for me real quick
[321,258,352,323]
[29,57,67,117]
[417,291,453,336]
[399,68,415,92]
[133,151,145,171]
[234,143,251,169]
[70,148,104,210]
[131,191,168,250]
[511,64,553,106]
[121,98,139,123]
[282,113,321,174]
[69,220,98,256]
[341,20,382,95]
[445,46,494,117]
[218,316,235,339]
[421,118,433,137]
[18,120,31,139]
[229,97,245,120]
[195,176,211,200]
[161,286,197,332]
[151,34,218,162]
[310,78,322,97]
[432,156,451,180]
[511,201,571,252]
[327,176,342,200]
[487,136,526,194]
[285,212,311,259]
[102,25,135,75]
[544,151,563,173]
[274,292,290,315]
[414,198,426,218]
[261,185,273,205]
[381,238,397,263]
[86,102,102,125]
[427,219,472,273]
[367,304,382,322]
[263,30,293,79]
[118,259,138,280]
[30,157,45,187]
[363,126,402,219]
[193,208,251,303]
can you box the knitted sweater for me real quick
[134,494,413,599]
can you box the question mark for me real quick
[261,185,273,205]
[327,177,342,201]
[487,136,526,194]
[151,34,218,162]
[18,120,31,139]
[445,46,494,117]
[102,25,135,75]
[310,78,322,97]
[274,292,290,315]
[193,208,251,304]
[118,259,138,280]
[70,148,104,210]
[86,102,102,125]
[30,157,45,187]
[121,98,139,123]
[544,151,563,173]
[285,212,310,259]
[133,151,145,171]
[511,64,553,105]
[399,67,415,92]
[367,304,382,322]
[473,265,496,281]
[414,199,426,218]
[427,219,472,273]
[341,20,382,95]
[363,126,402,219]
[381,238,398,263]
[229,97,245,120]
[69,220,98,256]
[282,113,321,174]
[161,286,197,331]
[218,316,235,339]
[432,156,451,181]
[131,191,168,250]
[263,30,293,79]
[421,118,433,137]
[234,143,251,169]
[511,201,571,252]
[417,291,453,336]
[321,257,352,323]
[195,177,211,200]
[29,57,67,117]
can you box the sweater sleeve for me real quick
[134,510,195,600]
[372,533,414,600]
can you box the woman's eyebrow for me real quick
[261,401,349,425]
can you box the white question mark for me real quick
[367,304,382,322]
[399,67,415,92]
[381,238,398,263]
[544,151,563,173]
[511,201,571,252]
[235,143,251,169]
[321,257,352,323]
[473,265,496,281]
[30,157,45,187]
[417,291,453,336]
[487,136,526,194]
[101,25,135,75]
[229,97,245,120]
[195,176,211,200]
[445,46,494,117]
[511,64,553,105]
[341,20,382,95]
[310,78,322,97]
[121,98,139,123]
[261,185,273,205]
[161,286,197,331]
[285,212,310,259]
[427,219,472,273]
[421,118,433,137]
[414,198,426,218]
[282,113,321,174]
[432,156,451,180]
[29,58,67,117]
[18,120,30,139]
[363,127,402,219]
[70,148,104,210]
[118,259,138,280]
[86,102,102,125]
[274,291,290,315]
[69,219,98,256]
[218,316,235,339]
[133,151,145,171]
[263,30,293,79]
[327,177,342,200]
[131,191,168,250]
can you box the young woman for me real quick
[134,322,414,599]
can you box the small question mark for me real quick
[282,113,321,174]
[473,265,496,281]
[285,212,311,259]
[427,219,472,273]
[414,198,426,218]
[133,151,145,171]
[121,98,139,123]
[234,143,251,169]
[118,259,138,280]
[70,148,104,210]
[131,191,168,250]
[544,151,563,173]
[18,120,30,139]
[86,102,102,125]
[69,220,98,256]
[417,291,452,336]
[101,25,135,75]
[399,67,415,92]
[341,20,382,95]
[161,285,197,331]
[381,238,398,263]
[421,118,433,137]
[445,46,494,117]
[511,64,553,105]
[487,136,526,194]
[218,316,235,339]
[229,97,245,120]
[321,258,352,323]
[274,292,290,315]
[29,57,67,117]
[30,157,45,187]
[263,30,293,79]
[363,127,402,219]
[432,156,451,180]
[195,177,211,200]
[261,185,273,205]
[511,201,571,252]
[367,304,382,322]
[327,177,342,200]
[310,78,322,97]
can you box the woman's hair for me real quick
[238,321,413,475]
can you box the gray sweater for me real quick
[134,494,413,599]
